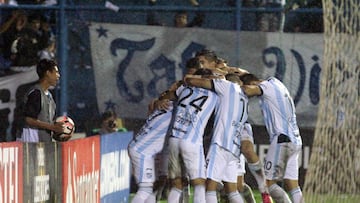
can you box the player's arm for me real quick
[241,85,263,97]
[227,66,249,76]
[25,117,64,133]
[24,90,64,133]
[147,81,181,114]
[148,96,173,114]
[184,75,214,90]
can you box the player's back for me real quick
[211,79,249,156]
[171,85,218,144]
[259,77,301,145]
[128,102,174,153]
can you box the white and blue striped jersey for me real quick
[128,102,174,154]
[258,77,302,145]
[171,85,218,144]
[211,79,249,157]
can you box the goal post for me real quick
[303,0,360,202]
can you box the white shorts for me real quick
[20,128,39,142]
[168,137,206,180]
[264,135,302,181]
[128,147,155,184]
[237,154,246,176]
[206,144,239,183]
[240,123,254,143]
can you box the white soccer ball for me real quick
[53,116,75,142]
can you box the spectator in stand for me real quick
[90,110,127,136]
[174,11,188,28]
[38,15,56,61]
[257,0,286,32]
[0,0,17,4]
[284,0,323,33]
[174,10,205,28]
[38,38,56,60]
[228,0,258,31]
[0,10,28,69]
[10,13,52,69]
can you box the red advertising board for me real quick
[61,136,101,203]
[0,142,23,203]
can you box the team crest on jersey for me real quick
[146,168,153,179]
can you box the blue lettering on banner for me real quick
[263,47,286,82]
[147,55,176,98]
[110,38,156,103]
[309,55,321,105]
[179,42,206,76]
[290,49,306,105]
[108,41,324,106]
[110,39,206,102]
[262,46,322,106]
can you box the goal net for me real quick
[303,0,360,202]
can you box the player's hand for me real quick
[155,99,171,110]
[183,74,201,85]
[53,122,65,133]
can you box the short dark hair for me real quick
[239,73,260,85]
[186,57,201,70]
[195,49,218,62]
[225,73,241,83]
[101,111,116,122]
[216,57,227,65]
[193,68,213,76]
[36,59,57,79]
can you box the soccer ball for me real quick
[53,116,75,142]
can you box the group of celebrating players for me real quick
[128,49,304,203]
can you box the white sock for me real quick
[268,183,292,203]
[167,187,182,203]
[131,187,153,203]
[247,161,267,193]
[205,191,218,203]
[290,186,304,203]
[228,191,244,203]
[193,184,206,203]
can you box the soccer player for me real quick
[240,73,304,203]
[195,49,218,69]
[196,50,272,203]
[215,57,249,77]
[128,98,174,203]
[129,57,203,203]
[167,68,218,203]
[184,73,249,203]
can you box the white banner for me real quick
[89,23,323,127]
[0,67,38,140]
